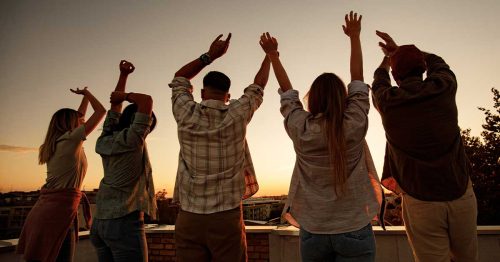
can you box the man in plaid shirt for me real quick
[169,33,271,262]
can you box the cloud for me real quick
[0,145,38,153]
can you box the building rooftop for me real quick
[1,225,499,262]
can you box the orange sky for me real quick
[1,0,499,196]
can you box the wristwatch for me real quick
[199,53,212,65]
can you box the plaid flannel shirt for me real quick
[169,77,261,214]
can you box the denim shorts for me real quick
[300,223,376,262]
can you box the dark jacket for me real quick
[372,53,470,201]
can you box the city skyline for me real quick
[1,1,499,195]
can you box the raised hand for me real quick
[110,91,127,105]
[119,60,135,75]
[376,30,398,57]
[70,86,89,95]
[207,33,232,60]
[342,11,362,37]
[259,32,278,55]
[259,32,292,91]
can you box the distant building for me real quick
[242,198,285,223]
[0,190,99,240]
[0,190,290,239]
[0,205,32,239]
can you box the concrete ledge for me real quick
[2,225,499,262]
[144,224,278,234]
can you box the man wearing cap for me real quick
[371,30,478,262]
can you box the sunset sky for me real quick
[1,0,499,196]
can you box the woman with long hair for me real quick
[17,87,106,262]
[260,11,383,261]
[90,60,157,262]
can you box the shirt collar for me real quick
[200,99,229,110]
[399,76,423,89]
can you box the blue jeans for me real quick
[90,211,148,262]
[300,224,376,262]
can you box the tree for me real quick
[155,189,168,201]
[461,88,500,225]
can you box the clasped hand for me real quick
[259,32,278,55]
[119,60,135,75]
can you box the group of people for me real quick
[16,11,478,262]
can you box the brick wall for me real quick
[246,233,270,262]
[146,232,270,262]
[147,233,176,261]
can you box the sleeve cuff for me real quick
[133,112,153,126]
[169,77,193,89]
[374,67,390,77]
[278,88,298,98]
[246,83,264,93]
[107,110,121,119]
[347,80,369,95]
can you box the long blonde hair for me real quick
[38,108,80,164]
[305,73,348,197]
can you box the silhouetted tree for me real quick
[155,189,168,201]
[461,88,500,225]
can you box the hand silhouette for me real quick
[376,31,399,57]
[207,33,232,60]
[119,60,135,74]
[342,11,362,37]
[70,86,89,95]
[259,32,279,55]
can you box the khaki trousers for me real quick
[402,182,479,262]
[175,206,247,262]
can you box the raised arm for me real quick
[174,33,232,79]
[371,56,392,95]
[378,56,390,72]
[371,31,399,111]
[342,11,363,82]
[77,96,89,117]
[110,91,153,116]
[253,55,271,88]
[376,30,399,58]
[111,60,135,113]
[260,32,293,92]
[422,52,455,80]
[70,87,106,136]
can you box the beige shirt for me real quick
[169,77,261,214]
[44,125,87,190]
[281,80,383,234]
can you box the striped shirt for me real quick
[94,111,157,219]
[169,77,261,214]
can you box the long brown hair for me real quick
[305,73,348,197]
[38,108,80,164]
